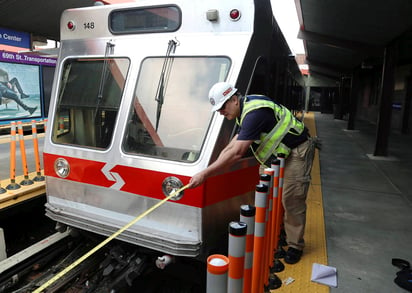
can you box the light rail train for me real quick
[43,0,304,267]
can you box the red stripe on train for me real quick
[43,153,259,208]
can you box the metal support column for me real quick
[402,74,412,134]
[374,43,398,156]
[347,69,360,130]
[335,77,350,120]
[305,85,310,112]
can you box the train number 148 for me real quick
[84,22,95,29]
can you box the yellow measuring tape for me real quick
[33,184,189,293]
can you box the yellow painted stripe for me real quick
[271,112,329,293]
[0,172,46,210]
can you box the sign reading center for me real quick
[0,27,31,49]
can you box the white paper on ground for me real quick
[311,263,338,287]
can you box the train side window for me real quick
[123,56,231,162]
[52,57,130,149]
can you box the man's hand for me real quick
[187,137,252,189]
[188,172,206,189]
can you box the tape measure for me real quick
[33,184,189,292]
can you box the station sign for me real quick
[0,51,56,66]
[0,27,31,49]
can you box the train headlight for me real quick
[54,158,70,178]
[162,177,184,201]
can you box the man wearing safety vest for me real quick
[188,81,317,264]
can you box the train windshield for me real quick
[123,56,231,162]
[52,57,129,149]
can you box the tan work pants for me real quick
[282,138,316,250]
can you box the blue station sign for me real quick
[0,27,31,49]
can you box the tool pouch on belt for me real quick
[392,258,412,292]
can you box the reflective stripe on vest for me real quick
[237,96,304,163]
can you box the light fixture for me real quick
[54,158,70,178]
[162,177,184,201]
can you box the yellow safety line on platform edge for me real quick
[271,112,329,293]
[0,172,46,210]
[33,184,189,293]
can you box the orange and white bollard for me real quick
[260,172,273,289]
[240,205,255,293]
[207,254,230,293]
[0,177,6,194]
[251,184,268,293]
[228,221,247,293]
[277,154,285,214]
[17,121,33,185]
[268,158,284,289]
[6,122,20,190]
[31,120,45,181]
[59,116,65,134]
[43,119,48,133]
[275,154,287,256]
[270,159,281,253]
[270,158,285,276]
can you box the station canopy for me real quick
[0,0,97,42]
[0,0,412,78]
[295,0,412,78]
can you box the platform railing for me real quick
[0,120,46,209]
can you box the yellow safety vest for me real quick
[236,96,305,164]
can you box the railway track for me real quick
[1,187,205,292]
[1,227,206,293]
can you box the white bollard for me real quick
[207,254,229,293]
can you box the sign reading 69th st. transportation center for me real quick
[0,27,31,49]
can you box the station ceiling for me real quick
[295,0,412,79]
[0,0,96,42]
[1,0,412,80]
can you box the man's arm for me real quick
[188,134,253,188]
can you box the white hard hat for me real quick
[208,82,238,112]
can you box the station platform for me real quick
[0,113,411,292]
[278,112,412,293]
[0,171,45,210]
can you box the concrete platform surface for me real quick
[316,112,412,293]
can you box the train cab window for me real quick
[123,56,231,162]
[52,57,129,149]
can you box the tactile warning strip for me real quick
[271,112,329,293]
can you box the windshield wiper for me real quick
[155,39,178,131]
[95,41,115,121]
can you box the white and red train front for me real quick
[43,0,275,259]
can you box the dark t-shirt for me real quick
[237,96,308,149]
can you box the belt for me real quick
[286,135,308,150]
